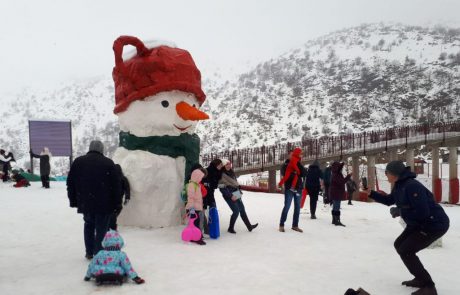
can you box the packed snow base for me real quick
[1,182,459,295]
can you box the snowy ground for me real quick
[1,182,459,295]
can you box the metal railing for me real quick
[201,120,460,173]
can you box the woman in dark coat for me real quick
[30,147,51,188]
[305,159,323,219]
[218,159,258,233]
[329,161,351,226]
[202,159,223,209]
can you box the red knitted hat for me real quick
[112,36,206,114]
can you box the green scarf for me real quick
[119,131,200,183]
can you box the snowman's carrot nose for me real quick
[176,101,209,121]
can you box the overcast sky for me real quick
[1,0,459,94]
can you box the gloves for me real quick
[390,207,401,218]
[133,276,145,284]
[84,276,91,281]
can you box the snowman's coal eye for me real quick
[161,100,169,108]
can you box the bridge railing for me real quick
[201,120,460,172]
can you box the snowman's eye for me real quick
[161,100,169,108]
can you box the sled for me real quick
[95,273,127,286]
[182,210,202,242]
[208,207,220,239]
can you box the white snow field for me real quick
[1,182,459,295]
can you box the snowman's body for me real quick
[113,148,185,227]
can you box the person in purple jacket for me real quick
[329,161,351,227]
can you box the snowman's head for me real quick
[112,36,209,136]
[117,90,208,136]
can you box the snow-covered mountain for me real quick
[1,23,460,173]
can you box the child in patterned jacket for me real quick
[84,230,145,285]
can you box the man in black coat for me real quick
[363,161,449,295]
[67,140,122,259]
[305,159,323,219]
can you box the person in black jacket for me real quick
[363,161,449,295]
[67,140,122,259]
[202,159,223,209]
[278,148,307,233]
[0,149,14,182]
[305,159,323,219]
[30,147,51,188]
[108,164,131,231]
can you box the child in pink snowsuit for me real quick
[185,169,206,245]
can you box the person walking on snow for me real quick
[278,148,307,233]
[329,161,351,227]
[84,229,145,285]
[108,164,131,231]
[67,140,122,259]
[363,161,449,295]
[30,147,51,188]
[218,159,258,234]
[305,159,323,219]
[346,178,358,205]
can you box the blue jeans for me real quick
[221,188,252,230]
[332,200,341,211]
[83,213,111,256]
[280,189,301,227]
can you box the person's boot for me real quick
[411,286,438,295]
[241,214,258,232]
[331,211,337,225]
[279,225,285,232]
[335,211,346,227]
[348,201,353,205]
[311,214,317,219]
[402,278,426,288]
[228,214,238,234]
[291,227,303,233]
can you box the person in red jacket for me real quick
[278,148,307,233]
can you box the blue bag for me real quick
[208,207,220,239]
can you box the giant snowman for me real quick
[111,36,209,228]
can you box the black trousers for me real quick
[307,186,320,216]
[394,226,448,286]
[41,174,50,188]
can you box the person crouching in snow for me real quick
[185,168,207,245]
[11,170,30,187]
[84,230,145,285]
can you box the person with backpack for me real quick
[218,159,258,234]
[278,148,307,233]
[346,178,358,205]
[84,229,145,285]
[305,159,323,219]
[330,161,351,227]
[323,162,332,205]
[363,161,449,295]
[108,164,131,231]
[185,168,207,245]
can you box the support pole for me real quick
[268,170,277,193]
[432,145,442,203]
[352,156,360,200]
[448,146,459,204]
